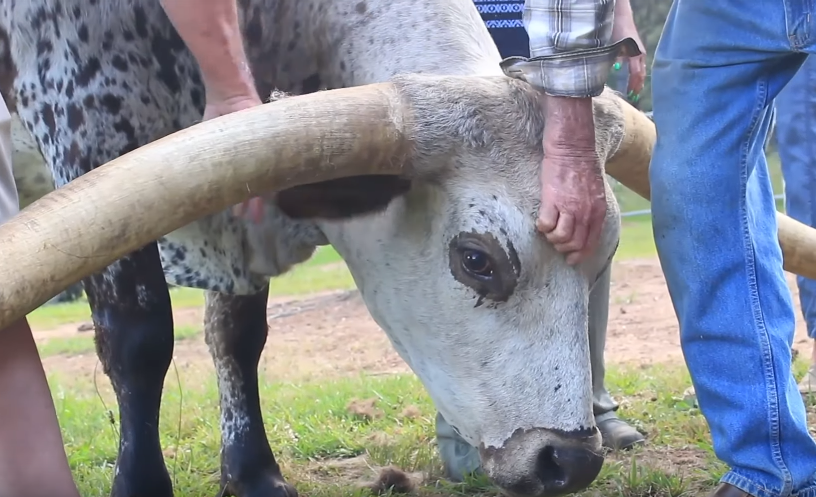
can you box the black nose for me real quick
[535,444,604,495]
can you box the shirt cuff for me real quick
[499,38,641,98]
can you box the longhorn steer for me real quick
[2,1,816,497]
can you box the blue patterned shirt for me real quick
[473,0,531,59]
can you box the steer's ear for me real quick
[263,88,412,220]
[274,175,412,220]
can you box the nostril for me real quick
[535,445,567,488]
[535,445,604,494]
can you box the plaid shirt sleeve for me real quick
[499,0,640,98]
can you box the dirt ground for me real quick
[35,257,814,383]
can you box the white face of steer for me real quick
[319,177,619,496]
[310,79,625,497]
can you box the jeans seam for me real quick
[784,0,812,49]
[803,59,816,338]
[723,470,778,497]
[801,59,816,335]
[745,75,793,494]
[721,470,816,497]
[801,61,816,250]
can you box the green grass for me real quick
[50,359,816,497]
[30,245,353,357]
[26,287,205,330]
[27,246,351,325]
[36,326,204,358]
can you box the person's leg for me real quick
[0,320,80,496]
[0,98,79,496]
[650,0,816,495]
[773,55,816,394]
[435,411,480,482]
[589,264,645,451]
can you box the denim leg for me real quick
[775,56,816,340]
[650,1,816,496]
[435,411,480,482]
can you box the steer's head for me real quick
[252,74,640,497]
[0,74,656,497]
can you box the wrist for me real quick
[193,36,257,101]
[542,96,597,151]
[203,65,259,103]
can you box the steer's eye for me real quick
[448,232,518,304]
[462,249,493,278]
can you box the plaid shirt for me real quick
[499,0,639,98]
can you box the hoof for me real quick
[219,473,298,497]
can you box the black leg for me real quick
[88,243,175,497]
[204,288,297,497]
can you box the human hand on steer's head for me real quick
[534,5,645,266]
[537,96,608,266]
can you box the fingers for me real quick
[249,197,265,224]
[626,55,646,104]
[231,197,265,223]
[612,56,644,104]
[537,200,560,234]
[545,211,574,246]
[539,202,606,266]
[539,208,592,265]
[628,57,646,90]
[571,214,605,265]
[556,220,588,256]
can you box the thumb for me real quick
[537,200,559,234]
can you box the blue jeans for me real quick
[650,1,816,496]
[775,55,816,340]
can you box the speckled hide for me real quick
[0,1,629,496]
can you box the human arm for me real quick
[610,0,646,102]
[159,0,266,222]
[159,0,260,110]
[501,0,640,265]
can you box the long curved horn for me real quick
[605,98,816,280]
[0,82,411,328]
